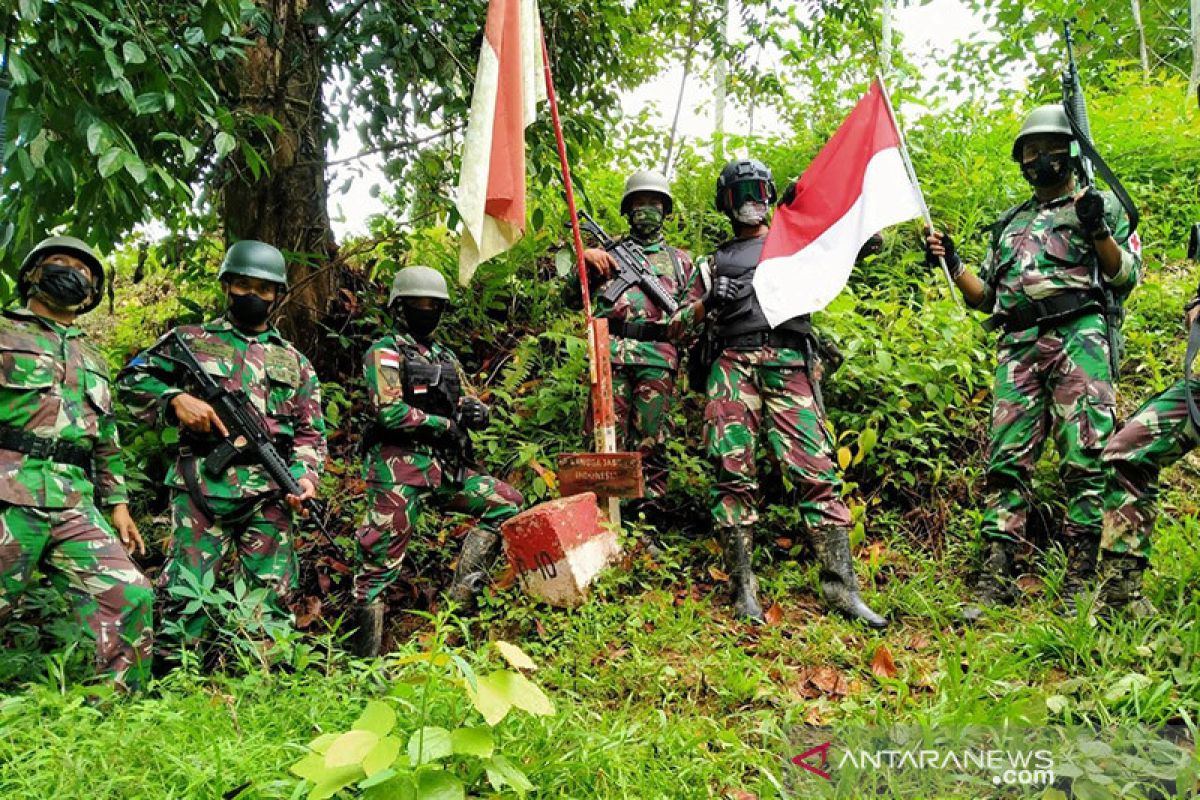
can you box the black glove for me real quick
[1075,188,1109,239]
[458,397,490,430]
[711,275,742,307]
[923,231,962,277]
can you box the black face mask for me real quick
[1021,152,1071,189]
[36,264,92,309]
[228,292,272,328]
[403,303,443,340]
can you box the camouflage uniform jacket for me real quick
[592,239,705,370]
[974,189,1141,347]
[362,331,468,489]
[0,307,128,509]
[117,317,326,500]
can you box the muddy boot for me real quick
[1098,553,1157,619]
[1059,534,1099,616]
[349,602,384,658]
[447,528,501,609]
[812,528,887,629]
[719,526,764,624]
[962,538,1017,623]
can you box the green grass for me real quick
[2,493,1199,799]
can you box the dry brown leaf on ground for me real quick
[870,645,899,680]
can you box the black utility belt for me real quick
[0,427,93,470]
[719,330,811,352]
[608,319,671,343]
[986,291,1104,335]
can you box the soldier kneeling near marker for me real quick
[349,266,523,656]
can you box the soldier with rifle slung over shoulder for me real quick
[117,241,328,652]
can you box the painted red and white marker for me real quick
[500,492,621,607]
[753,79,924,326]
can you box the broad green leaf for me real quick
[488,670,554,717]
[858,427,878,457]
[325,729,379,768]
[362,773,417,799]
[98,147,124,178]
[124,156,148,184]
[1103,673,1151,703]
[407,727,452,765]
[290,752,327,782]
[466,672,512,726]
[214,132,236,159]
[484,755,534,797]
[494,641,537,671]
[122,42,146,64]
[1045,694,1069,714]
[353,700,397,736]
[361,735,401,777]
[86,122,105,155]
[449,726,493,758]
[308,764,362,800]
[415,769,464,800]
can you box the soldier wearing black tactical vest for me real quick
[701,159,886,628]
[350,266,523,656]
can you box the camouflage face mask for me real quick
[627,205,665,243]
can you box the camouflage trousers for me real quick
[0,502,153,689]
[160,491,296,644]
[353,469,523,603]
[588,363,676,499]
[983,318,1116,544]
[703,347,851,530]
[1101,379,1200,558]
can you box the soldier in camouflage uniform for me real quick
[350,266,523,656]
[578,170,707,513]
[1096,233,1200,616]
[925,105,1141,618]
[117,241,327,647]
[0,236,153,689]
[701,159,886,628]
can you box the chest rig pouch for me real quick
[400,345,461,418]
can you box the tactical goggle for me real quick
[723,180,772,210]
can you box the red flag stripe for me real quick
[483,0,527,229]
[761,80,902,261]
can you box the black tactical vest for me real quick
[711,235,811,339]
[399,344,462,417]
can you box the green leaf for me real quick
[122,42,147,64]
[325,729,379,768]
[1045,694,1069,714]
[361,735,402,776]
[487,670,554,717]
[180,139,199,165]
[494,641,537,671]
[87,123,105,155]
[98,147,125,178]
[290,752,326,781]
[415,769,464,800]
[353,700,397,737]
[124,156,148,184]
[484,755,534,797]
[308,765,362,800]
[449,726,493,758]
[407,727,452,765]
[214,132,236,159]
[466,672,512,726]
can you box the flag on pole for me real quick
[455,0,545,285]
[752,79,923,326]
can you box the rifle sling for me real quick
[1186,321,1200,435]
[1064,112,1140,234]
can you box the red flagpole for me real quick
[540,32,620,522]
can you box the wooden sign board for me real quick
[558,452,644,499]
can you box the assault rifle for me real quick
[578,210,679,315]
[157,331,346,560]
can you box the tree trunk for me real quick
[1129,0,1150,81]
[221,0,337,356]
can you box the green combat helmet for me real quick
[388,265,450,306]
[217,240,289,288]
[1011,105,1074,161]
[620,170,674,216]
[18,235,106,313]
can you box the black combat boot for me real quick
[447,528,501,608]
[350,601,385,658]
[719,525,765,624]
[1097,553,1157,619]
[811,527,887,629]
[1059,534,1100,616]
[961,538,1017,622]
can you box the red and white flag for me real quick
[456,0,545,285]
[753,79,923,326]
